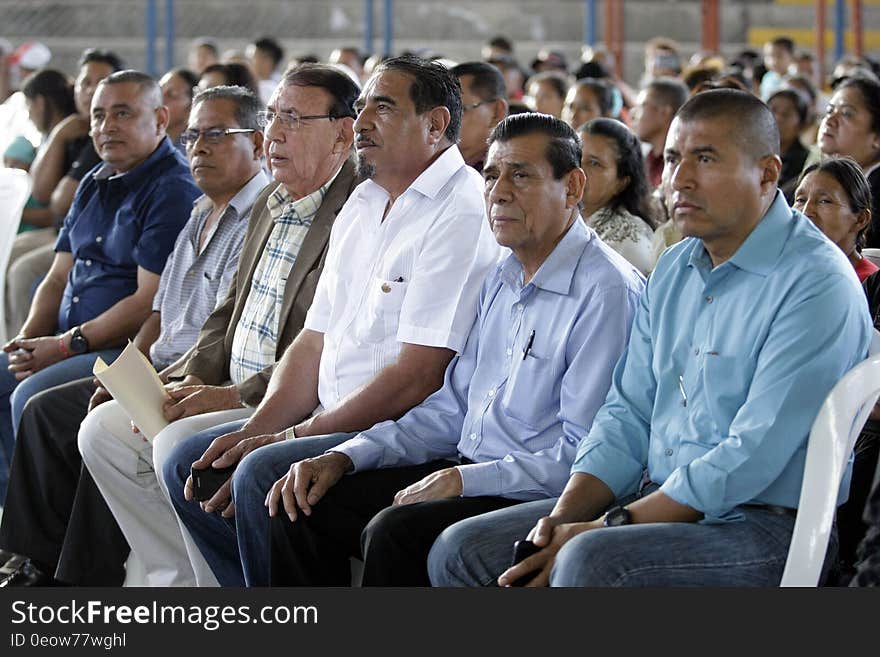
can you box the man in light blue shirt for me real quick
[429,89,873,588]
[250,114,643,586]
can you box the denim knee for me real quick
[550,529,617,587]
[232,445,280,510]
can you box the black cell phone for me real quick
[190,465,236,502]
[509,539,542,587]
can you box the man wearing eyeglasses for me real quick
[160,55,500,587]
[451,62,508,172]
[78,64,361,586]
[0,84,268,586]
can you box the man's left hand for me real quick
[497,519,598,588]
[6,336,67,379]
[393,467,463,505]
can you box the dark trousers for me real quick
[0,377,128,585]
[268,460,517,586]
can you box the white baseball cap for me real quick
[10,41,52,70]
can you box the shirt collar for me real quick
[407,145,467,200]
[92,136,178,188]
[499,216,591,296]
[192,170,270,220]
[267,165,342,222]
[687,190,792,277]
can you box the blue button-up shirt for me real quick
[332,219,645,500]
[573,192,872,521]
[54,136,201,331]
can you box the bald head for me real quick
[676,89,780,160]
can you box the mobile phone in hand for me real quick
[508,539,542,587]
[191,465,236,502]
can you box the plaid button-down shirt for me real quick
[228,180,331,385]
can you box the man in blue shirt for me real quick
[0,70,199,491]
[430,89,873,588]
[246,113,644,586]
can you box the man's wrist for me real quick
[57,334,72,358]
[282,425,297,440]
[228,385,245,408]
[325,451,354,473]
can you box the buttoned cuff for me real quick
[457,461,503,497]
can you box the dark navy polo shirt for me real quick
[54,136,200,331]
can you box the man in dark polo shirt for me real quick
[0,70,200,498]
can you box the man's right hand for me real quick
[264,452,352,521]
[88,378,112,412]
[162,384,242,422]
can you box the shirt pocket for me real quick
[501,350,558,430]
[700,354,752,434]
[355,277,408,343]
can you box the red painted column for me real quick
[604,0,624,78]
[701,0,721,54]
[852,0,864,58]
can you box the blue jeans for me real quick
[428,500,800,587]
[0,347,121,504]
[163,424,354,587]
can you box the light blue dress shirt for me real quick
[573,192,873,521]
[332,218,645,500]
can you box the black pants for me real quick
[0,377,128,585]
[268,461,518,586]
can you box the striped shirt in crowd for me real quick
[228,175,334,385]
[150,171,269,369]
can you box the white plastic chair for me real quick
[0,167,31,345]
[862,248,880,268]
[780,328,880,586]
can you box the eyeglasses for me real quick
[462,100,495,112]
[256,109,333,131]
[180,127,256,148]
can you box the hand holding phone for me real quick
[190,464,236,502]
[508,539,542,587]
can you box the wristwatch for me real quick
[69,326,90,354]
[602,505,632,527]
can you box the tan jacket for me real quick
[181,158,359,405]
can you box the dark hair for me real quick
[192,38,219,58]
[281,63,359,119]
[21,68,76,128]
[78,48,125,72]
[677,88,780,158]
[192,84,261,130]
[683,65,720,91]
[578,118,655,226]
[452,61,507,102]
[645,77,689,114]
[784,73,818,104]
[164,67,199,101]
[529,71,570,101]
[570,77,615,117]
[799,157,873,250]
[770,37,796,55]
[98,70,163,107]
[253,37,284,68]
[374,55,463,142]
[836,75,880,133]
[692,74,751,95]
[487,36,513,54]
[767,87,810,125]
[201,63,260,97]
[488,112,581,179]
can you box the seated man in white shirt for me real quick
[160,55,501,586]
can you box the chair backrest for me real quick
[0,167,31,345]
[861,248,880,268]
[780,328,880,586]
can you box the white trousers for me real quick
[78,401,253,587]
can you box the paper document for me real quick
[93,341,169,441]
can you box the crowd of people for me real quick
[0,28,879,588]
